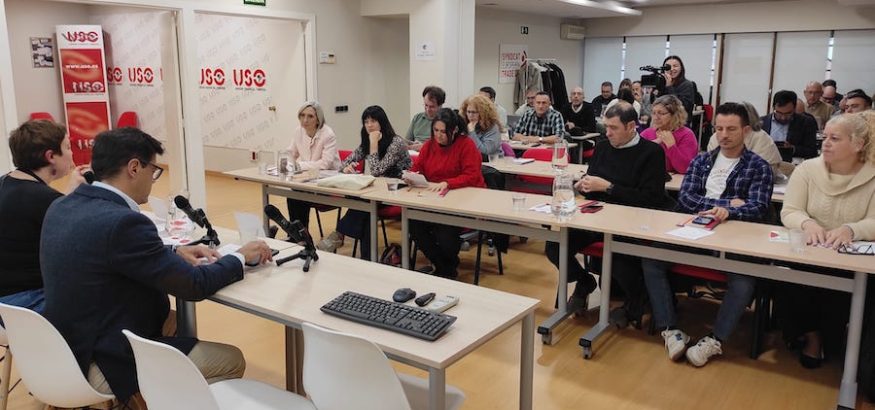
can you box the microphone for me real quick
[83,170,95,184]
[174,195,207,228]
[264,204,319,271]
[173,195,219,247]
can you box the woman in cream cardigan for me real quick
[779,111,875,369]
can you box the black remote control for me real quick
[415,292,436,307]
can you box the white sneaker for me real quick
[686,336,722,367]
[661,329,690,361]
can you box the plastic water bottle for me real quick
[551,172,575,222]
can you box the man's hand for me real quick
[566,121,575,130]
[699,206,729,222]
[66,165,91,193]
[176,245,221,266]
[729,198,746,207]
[577,175,611,193]
[238,240,273,266]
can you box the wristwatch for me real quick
[605,183,614,195]
[538,137,543,143]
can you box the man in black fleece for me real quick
[561,86,597,136]
[545,101,672,325]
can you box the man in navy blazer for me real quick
[760,90,819,162]
[40,128,273,402]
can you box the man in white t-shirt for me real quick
[641,102,774,368]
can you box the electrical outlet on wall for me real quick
[250,151,258,162]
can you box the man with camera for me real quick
[761,90,818,161]
[642,102,773,368]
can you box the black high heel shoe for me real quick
[799,352,823,369]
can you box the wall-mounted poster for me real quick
[31,37,53,68]
[499,44,527,84]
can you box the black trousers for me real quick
[410,221,461,277]
[776,282,850,355]
[336,209,372,261]
[286,198,311,230]
[545,229,647,317]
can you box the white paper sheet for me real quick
[666,226,715,241]
[401,170,430,188]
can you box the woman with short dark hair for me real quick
[0,120,87,312]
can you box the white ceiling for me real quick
[475,0,797,19]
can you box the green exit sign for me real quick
[244,0,266,5]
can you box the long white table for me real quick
[363,183,577,345]
[209,237,539,410]
[566,203,873,409]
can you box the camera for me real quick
[640,64,671,89]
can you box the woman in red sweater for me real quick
[405,108,485,278]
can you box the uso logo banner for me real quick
[56,25,111,165]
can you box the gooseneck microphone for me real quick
[264,204,318,271]
[174,195,220,247]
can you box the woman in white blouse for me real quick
[286,101,341,229]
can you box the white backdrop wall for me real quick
[721,33,774,115]
[831,29,875,98]
[5,0,90,123]
[582,37,622,103]
[474,7,583,112]
[772,31,830,99]
[623,35,666,88]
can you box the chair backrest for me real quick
[301,322,412,410]
[0,303,114,408]
[338,149,364,173]
[117,111,139,128]
[122,330,220,410]
[29,112,54,122]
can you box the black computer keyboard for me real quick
[320,291,457,341]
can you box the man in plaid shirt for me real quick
[512,91,568,144]
[642,102,774,369]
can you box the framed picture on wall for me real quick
[31,37,54,68]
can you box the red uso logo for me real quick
[233,68,267,88]
[200,68,225,86]
[106,67,123,83]
[127,67,154,84]
[62,31,99,42]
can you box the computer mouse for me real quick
[392,288,416,303]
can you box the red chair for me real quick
[117,111,139,128]
[511,148,554,195]
[29,112,54,121]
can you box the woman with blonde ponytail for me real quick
[778,111,875,369]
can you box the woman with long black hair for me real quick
[661,55,696,122]
[317,105,411,259]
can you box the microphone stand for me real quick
[275,244,319,272]
[185,209,221,248]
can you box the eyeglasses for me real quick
[143,161,164,182]
[773,110,794,120]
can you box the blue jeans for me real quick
[0,288,45,325]
[642,258,755,341]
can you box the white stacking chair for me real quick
[301,322,466,410]
[0,326,11,410]
[0,303,115,408]
[122,330,316,410]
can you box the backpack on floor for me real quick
[380,243,402,267]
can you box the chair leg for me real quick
[380,218,389,248]
[493,234,504,275]
[315,211,325,238]
[474,231,484,286]
[0,347,12,410]
[352,239,359,258]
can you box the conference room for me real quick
[0,0,874,409]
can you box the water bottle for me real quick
[551,139,569,172]
[165,195,177,234]
[551,172,575,222]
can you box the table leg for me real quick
[285,326,306,395]
[537,227,571,344]
[428,368,447,410]
[579,233,613,359]
[401,209,410,270]
[520,312,534,410]
[837,271,868,409]
[369,201,379,262]
[175,300,197,338]
[262,184,270,235]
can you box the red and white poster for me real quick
[56,25,111,165]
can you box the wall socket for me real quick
[334,105,348,113]
[250,150,258,162]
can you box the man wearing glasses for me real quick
[761,90,818,162]
[40,127,273,406]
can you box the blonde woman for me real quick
[286,101,341,229]
[460,94,502,157]
[779,111,875,368]
[641,94,698,174]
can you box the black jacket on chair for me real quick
[760,113,818,161]
[40,184,244,400]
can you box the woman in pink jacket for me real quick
[641,94,698,174]
[286,101,341,229]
